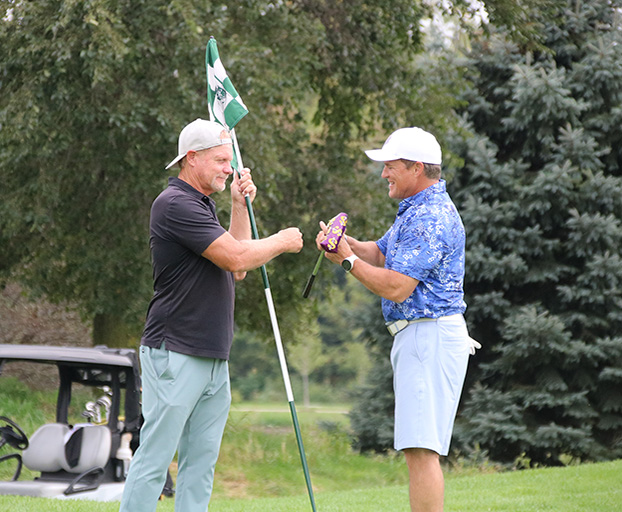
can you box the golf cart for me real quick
[0,343,151,501]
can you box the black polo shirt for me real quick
[141,177,235,359]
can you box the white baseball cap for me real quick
[364,127,442,165]
[165,118,233,169]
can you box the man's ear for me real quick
[185,150,197,166]
[412,161,425,176]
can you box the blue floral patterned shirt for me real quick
[376,180,466,322]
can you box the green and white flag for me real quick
[206,37,248,130]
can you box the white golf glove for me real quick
[468,337,482,355]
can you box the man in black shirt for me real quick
[120,119,303,512]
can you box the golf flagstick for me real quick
[207,38,317,512]
[230,129,316,512]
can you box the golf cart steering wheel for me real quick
[0,416,29,451]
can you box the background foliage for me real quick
[0,0,458,346]
[349,0,622,465]
[2,0,621,467]
[449,0,622,465]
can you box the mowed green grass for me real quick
[1,460,620,511]
[2,377,621,511]
[214,459,622,511]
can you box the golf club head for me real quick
[96,396,112,421]
[320,212,348,253]
[81,410,95,422]
[96,396,111,410]
[303,212,349,299]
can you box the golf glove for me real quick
[468,337,482,355]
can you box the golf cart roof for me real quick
[0,344,136,368]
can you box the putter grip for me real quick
[320,212,348,253]
[302,274,316,298]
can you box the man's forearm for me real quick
[203,227,301,273]
[348,237,385,267]
[230,204,251,280]
[234,235,291,271]
[229,203,251,241]
[349,258,418,303]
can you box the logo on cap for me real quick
[219,129,231,142]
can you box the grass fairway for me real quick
[212,460,622,512]
[213,403,408,499]
[0,460,620,511]
[1,381,621,511]
[443,460,622,512]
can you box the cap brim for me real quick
[165,154,184,170]
[365,148,441,165]
[365,149,398,162]
[165,140,234,170]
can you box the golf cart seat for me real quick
[0,423,111,497]
[22,423,70,472]
[62,424,112,473]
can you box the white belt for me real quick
[385,314,481,355]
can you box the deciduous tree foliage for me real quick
[348,297,395,453]
[0,0,446,345]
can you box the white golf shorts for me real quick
[390,314,470,455]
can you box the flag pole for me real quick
[207,37,316,509]
[230,128,317,512]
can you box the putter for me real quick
[302,212,348,298]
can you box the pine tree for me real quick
[449,0,622,465]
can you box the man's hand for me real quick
[231,168,257,206]
[315,221,353,264]
[315,220,417,301]
[277,227,304,253]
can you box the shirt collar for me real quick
[397,179,446,214]
[168,176,213,205]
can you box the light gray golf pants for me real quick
[119,344,231,512]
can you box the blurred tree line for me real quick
[229,275,374,406]
[2,0,621,465]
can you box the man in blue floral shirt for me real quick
[316,127,479,512]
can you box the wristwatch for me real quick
[341,255,359,273]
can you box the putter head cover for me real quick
[320,212,348,253]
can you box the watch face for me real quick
[342,259,353,271]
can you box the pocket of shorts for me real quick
[412,324,432,362]
[438,322,469,356]
[151,345,173,380]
